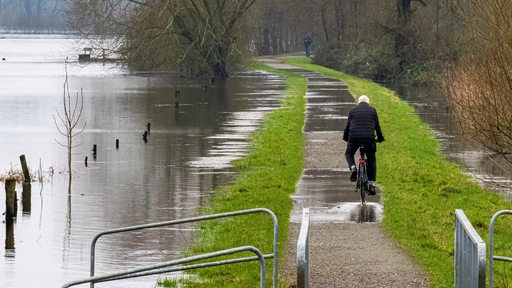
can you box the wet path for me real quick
[266,62,383,223]
[259,58,428,287]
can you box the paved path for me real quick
[259,58,429,287]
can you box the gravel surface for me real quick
[281,222,429,287]
[262,58,431,287]
[279,132,429,288]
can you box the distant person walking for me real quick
[304,35,312,57]
[343,95,385,194]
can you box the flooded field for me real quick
[0,35,284,287]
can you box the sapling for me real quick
[53,61,86,194]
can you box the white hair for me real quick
[358,95,370,104]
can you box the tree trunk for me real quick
[395,0,412,72]
[212,62,228,78]
[397,0,412,25]
[320,1,329,42]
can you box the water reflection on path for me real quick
[1,35,286,288]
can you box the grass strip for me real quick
[283,57,512,288]
[159,61,306,287]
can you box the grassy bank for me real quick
[162,57,511,288]
[160,62,306,287]
[283,57,512,288]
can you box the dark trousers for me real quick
[345,139,377,181]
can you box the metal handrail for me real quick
[63,246,266,288]
[89,208,278,287]
[297,208,310,288]
[101,255,269,282]
[489,210,512,288]
[454,209,486,288]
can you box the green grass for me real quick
[283,57,512,288]
[162,57,512,288]
[163,62,306,287]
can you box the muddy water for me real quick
[0,35,284,287]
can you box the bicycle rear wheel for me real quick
[358,163,368,204]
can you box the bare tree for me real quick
[69,0,257,78]
[53,62,86,194]
[445,0,512,164]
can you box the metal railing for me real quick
[297,208,310,288]
[62,245,266,288]
[489,210,512,288]
[454,209,486,288]
[84,208,278,288]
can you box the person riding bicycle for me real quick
[343,95,385,195]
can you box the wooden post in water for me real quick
[19,155,31,213]
[5,214,15,250]
[22,182,31,213]
[116,139,119,149]
[174,90,181,109]
[4,179,14,250]
[85,156,88,167]
[19,155,30,182]
[14,189,17,216]
[5,179,16,220]
[92,144,97,158]
[143,131,148,143]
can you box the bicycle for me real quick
[355,145,369,205]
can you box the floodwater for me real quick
[2,35,510,287]
[0,35,284,287]
[392,84,512,198]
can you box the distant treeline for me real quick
[0,0,69,32]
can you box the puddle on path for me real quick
[287,69,384,224]
[290,202,383,224]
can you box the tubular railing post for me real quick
[489,210,512,288]
[297,208,310,288]
[89,208,278,288]
[270,208,279,288]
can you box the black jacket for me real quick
[343,102,384,142]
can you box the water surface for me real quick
[0,35,284,287]
[392,84,512,197]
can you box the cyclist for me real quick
[343,95,385,195]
